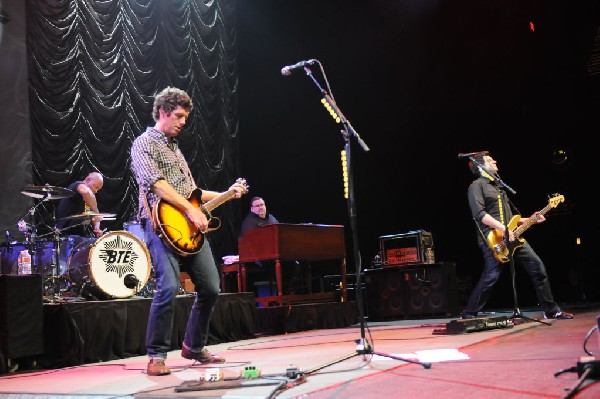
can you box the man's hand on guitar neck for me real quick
[505,227,516,242]
[519,211,546,226]
[188,179,247,233]
[229,178,248,198]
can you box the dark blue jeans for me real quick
[143,219,220,359]
[464,241,559,315]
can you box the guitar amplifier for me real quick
[379,230,434,267]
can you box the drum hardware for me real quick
[79,276,98,301]
[17,185,77,298]
[37,211,115,294]
[136,276,156,298]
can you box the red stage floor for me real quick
[1,304,599,398]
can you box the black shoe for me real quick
[544,310,574,320]
[460,312,478,320]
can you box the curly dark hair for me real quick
[152,87,193,122]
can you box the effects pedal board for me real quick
[433,316,513,335]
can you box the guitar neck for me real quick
[513,203,553,238]
[203,189,236,213]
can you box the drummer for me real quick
[55,172,105,237]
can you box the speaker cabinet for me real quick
[365,262,459,320]
[0,274,44,367]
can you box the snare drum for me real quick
[67,231,151,300]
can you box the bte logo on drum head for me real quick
[97,234,140,277]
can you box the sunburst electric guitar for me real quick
[152,178,248,256]
[487,194,564,263]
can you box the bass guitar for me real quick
[487,194,564,263]
[152,178,248,256]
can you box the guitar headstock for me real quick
[548,194,565,208]
[235,178,250,195]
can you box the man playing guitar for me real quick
[130,87,247,376]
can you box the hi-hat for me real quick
[59,211,117,221]
[21,184,74,200]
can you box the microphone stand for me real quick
[297,62,431,373]
[469,157,548,327]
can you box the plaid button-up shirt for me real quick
[130,127,198,220]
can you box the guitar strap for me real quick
[497,193,505,225]
[505,195,521,216]
[473,218,488,244]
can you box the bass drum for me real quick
[67,231,151,300]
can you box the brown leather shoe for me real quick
[181,346,226,364]
[147,358,171,376]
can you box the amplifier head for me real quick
[379,230,434,267]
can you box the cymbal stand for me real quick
[46,226,67,298]
[36,201,69,299]
[39,221,95,300]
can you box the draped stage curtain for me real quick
[23,0,240,259]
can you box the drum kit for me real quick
[0,184,154,301]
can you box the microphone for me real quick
[457,150,489,159]
[281,59,317,76]
[124,274,140,289]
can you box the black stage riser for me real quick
[0,288,357,372]
[0,274,44,372]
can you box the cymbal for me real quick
[58,211,117,221]
[21,185,74,200]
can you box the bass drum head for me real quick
[67,231,151,299]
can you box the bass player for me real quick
[459,152,573,321]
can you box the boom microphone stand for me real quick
[288,59,431,372]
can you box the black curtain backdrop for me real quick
[23,0,241,260]
[0,0,31,242]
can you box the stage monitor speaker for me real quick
[0,274,44,363]
[365,262,459,321]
